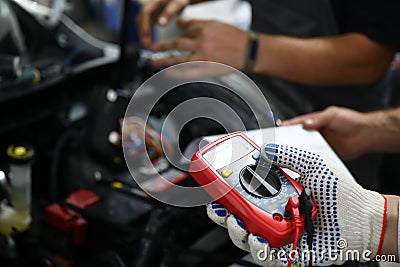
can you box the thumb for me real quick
[281,108,336,130]
[261,144,325,175]
[302,107,338,130]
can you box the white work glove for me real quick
[207,144,387,266]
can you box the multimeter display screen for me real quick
[202,136,255,170]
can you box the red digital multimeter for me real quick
[189,131,317,248]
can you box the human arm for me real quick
[151,19,396,86]
[253,33,396,86]
[382,194,399,257]
[281,106,400,160]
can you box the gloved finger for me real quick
[206,202,229,228]
[261,144,324,175]
[248,234,286,267]
[226,215,250,251]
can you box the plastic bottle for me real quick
[0,144,34,235]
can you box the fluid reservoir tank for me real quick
[0,144,34,235]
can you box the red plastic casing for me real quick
[189,132,317,248]
[43,190,101,246]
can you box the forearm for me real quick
[363,108,400,154]
[381,195,399,258]
[253,33,396,86]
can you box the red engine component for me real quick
[43,189,101,246]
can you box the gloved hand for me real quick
[207,144,387,266]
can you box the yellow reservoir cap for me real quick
[7,145,34,159]
[14,146,27,156]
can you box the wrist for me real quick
[358,189,387,255]
[243,31,259,73]
[354,112,379,155]
[340,182,386,257]
[363,110,400,154]
[381,195,399,257]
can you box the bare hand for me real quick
[281,106,372,160]
[152,19,248,70]
[137,0,190,48]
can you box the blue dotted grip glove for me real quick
[207,144,387,266]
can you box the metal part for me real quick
[0,170,10,202]
[12,0,66,27]
[0,0,26,54]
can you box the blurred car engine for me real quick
[0,1,264,266]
